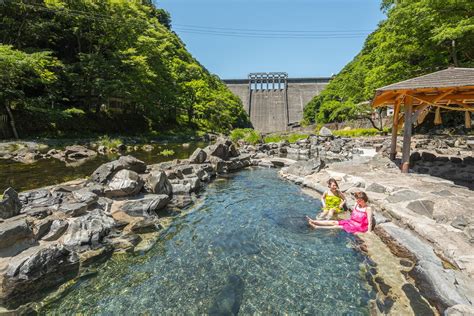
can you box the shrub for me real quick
[62,107,86,117]
[264,133,308,144]
[159,149,175,156]
[229,128,261,145]
[98,135,122,148]
[263,135,283,143]
[332,128,390,137]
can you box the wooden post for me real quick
[401,96,413,173]
[389,100,401,160]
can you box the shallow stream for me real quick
[42,168,374,314]
[0,142,206,192]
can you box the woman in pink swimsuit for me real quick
[306,191,372,233]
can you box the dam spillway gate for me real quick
[224,72,330,133]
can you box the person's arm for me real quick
[366,207,373,232]
[321,191,327,208]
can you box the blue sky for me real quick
[154,0,386,79]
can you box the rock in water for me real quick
[208,275,244,316]
[0,187,22,219]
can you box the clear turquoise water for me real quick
[43,168,373,315]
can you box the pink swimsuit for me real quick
[338,205,368,233]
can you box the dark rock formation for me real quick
[0,188,22,219]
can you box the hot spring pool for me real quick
[42,168,374,314]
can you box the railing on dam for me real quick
[223,73,331,133]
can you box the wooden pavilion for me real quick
[372,67,474,173]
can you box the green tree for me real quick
[0,0,249,136]
[304,0,474,124]
[0,45,61,138]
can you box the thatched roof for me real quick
[377,67,474,92]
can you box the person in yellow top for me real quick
[317,178,346,220]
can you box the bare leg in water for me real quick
[306,216,341,229]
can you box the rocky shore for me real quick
[0,130,472,314]
[0,138,252,311]
[272,132,473,315]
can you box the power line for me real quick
[174,23,374,34]
[11,2,372,40]
[173,27,370,37]
[174,29,369,39]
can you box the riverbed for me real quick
[41,168,374,314]
[0,142,207,192]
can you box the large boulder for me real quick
[120,194,170,217]
[62,210,115,248]
[63,145,97,160]
[90,155,146,184]
[171,182,193,195]
[104,169,144,197]
[0,187,22,219]
[0,244,79,308]
[209,156,227,174]
[0,218,33,250]
[189,148,207,164]
[319,127,333,137]
[205,141,229,160]
[285,158,325,177]
[58,202,89,217]
[71,188,99,206]
[144,171,173,196]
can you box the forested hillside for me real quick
[0,0,249,137]
[304,0,474,124]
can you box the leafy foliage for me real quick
[332,127,390,138]
[159,149,175,156]
[263,133,308,144]
[229,128,261,145]
[304,0,474,124]
[0,0,249,137]
[98,135,122,149]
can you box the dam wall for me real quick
[224,74,330,132]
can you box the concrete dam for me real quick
[224,72,330,133]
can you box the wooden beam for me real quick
[407,92,474,104]
[372,91,397,107]
[401,96,413,173]
[390,99,401,160]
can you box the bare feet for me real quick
[308,221,318,229]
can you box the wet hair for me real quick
[327,178,339,189]
[353,191,369,203]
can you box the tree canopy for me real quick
[304,0,474,124]
[0,0,249,137]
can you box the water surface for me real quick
[0,142,206,192]
[43,168,373,314]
